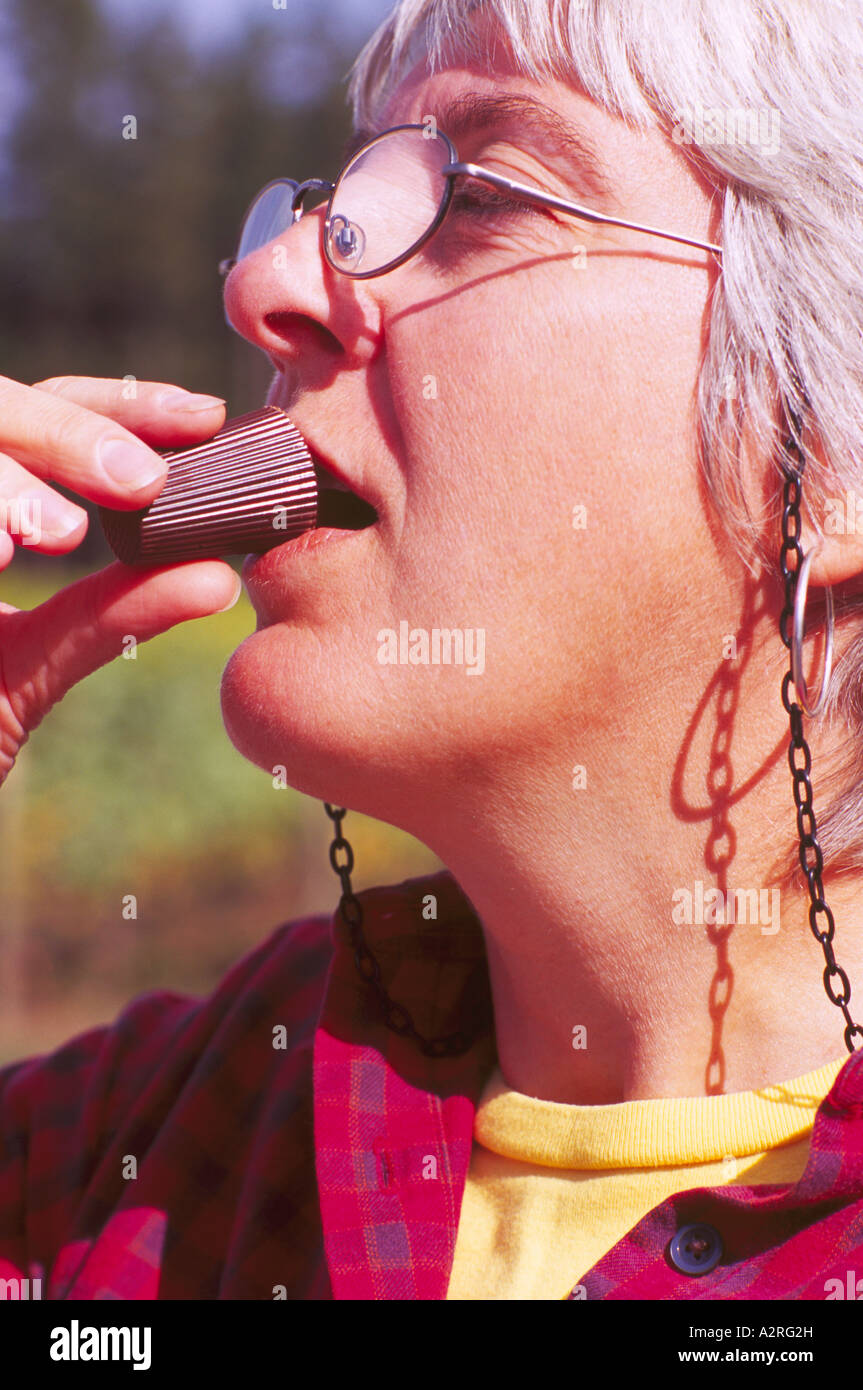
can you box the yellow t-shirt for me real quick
[446,1056,848,1300]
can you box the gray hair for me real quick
[348,0,863,883]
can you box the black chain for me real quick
[778,425,863,1054]
[322,803,471,1057]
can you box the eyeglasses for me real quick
[218,122,723,280]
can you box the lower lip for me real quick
[242,523,373,587]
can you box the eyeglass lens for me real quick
[234,129,452,275]
[325,128,452,274]
[236,181,301,264]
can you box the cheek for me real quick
[381,261,710,669]
[383,264,684,568]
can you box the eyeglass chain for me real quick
[780,416,863,1052]
[322,803,470,1056]
[323,430,863,1057]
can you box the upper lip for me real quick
[266,372,384,515]
[309,445,355,493]
[293,426,382,518]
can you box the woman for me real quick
[1,0,862,1301]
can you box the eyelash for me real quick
[449,183,548,221]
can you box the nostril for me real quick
[263,312,342,356]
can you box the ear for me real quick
[788,425,863,591]
[804,515,863,589]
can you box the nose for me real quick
[222,190,382,375]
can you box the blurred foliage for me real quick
[0,0,443,1060]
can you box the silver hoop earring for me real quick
[791,544,834,718]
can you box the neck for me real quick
[419,605,859,1104]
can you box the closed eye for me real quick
[449,181,553,221]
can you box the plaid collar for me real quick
[314,870,496,1298]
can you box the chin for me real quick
[219,621,487,833]
[219,626,400,813]
[220,630,327,796]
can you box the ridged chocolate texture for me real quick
[99,406,318,565]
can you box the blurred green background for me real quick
[0,0,441,1063]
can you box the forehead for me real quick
[374,10,619,158]
[382,59,611,150]
[380,59,656,188]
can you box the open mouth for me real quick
[311,454,379,532]
[316,487,378,531]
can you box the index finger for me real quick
[33,376,227,449]
[0,374,173,511]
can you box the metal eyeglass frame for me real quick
[218,122,723,280]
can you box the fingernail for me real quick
[38,494,86,540]
[158,390,226,413]
[217,574,244,612]
[99,437,167,491]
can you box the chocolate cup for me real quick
[99,406,318,565]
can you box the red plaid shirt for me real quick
[1,869,862,1299]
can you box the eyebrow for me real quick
[342,92,614,205]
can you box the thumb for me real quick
[2,560,243,734]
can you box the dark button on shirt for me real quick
[668,1223,724,1276]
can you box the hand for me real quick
[0,375,242,783]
